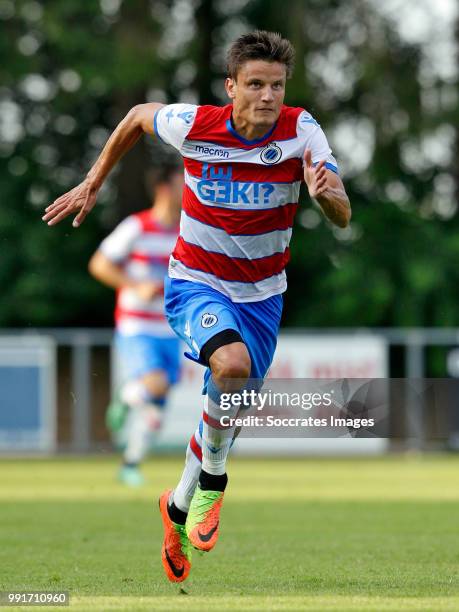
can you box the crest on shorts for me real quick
[260,142,282,165]
[201,313,218,328]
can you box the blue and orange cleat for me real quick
[159,489,192,582]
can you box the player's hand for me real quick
[134,281,163,301]
[42,178,98,228]
[303,149,328,199]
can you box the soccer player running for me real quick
[88,163,183,486]
[43,31,351,582]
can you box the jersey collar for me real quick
[225,111,277,146]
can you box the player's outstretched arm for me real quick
[303,149,351,228]
[42,102,164,228]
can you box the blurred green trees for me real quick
[0,0,457,327]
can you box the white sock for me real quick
[123,403,162,465]
[201,378,239,476]
[172,421,203,512]
[172,412,243,512]
[120,380,150,407]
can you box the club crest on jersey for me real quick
[178,111,194,125]
[201,313,218,328]
[260,142,282,165]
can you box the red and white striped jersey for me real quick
[99,210,179,336]
[154,103,338,303]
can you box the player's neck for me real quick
[230,111,275,141]
[150,200,179,228]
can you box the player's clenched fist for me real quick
[303,148,328,199]
[42,178,98,228]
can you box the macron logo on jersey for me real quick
[195,145,230,159]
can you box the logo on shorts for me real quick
[201,313,218,328]
[260,142,282,165]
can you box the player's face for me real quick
[226,60,287,130]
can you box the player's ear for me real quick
[225,77,236,100]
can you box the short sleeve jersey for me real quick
[154,103,338,302]
[99,210,179,336]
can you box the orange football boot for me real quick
[159,489,191,582]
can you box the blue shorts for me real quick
[115,333,181,385]
[164,277,283,391]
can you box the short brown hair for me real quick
[227,30,295,80]
[155,159,182,185]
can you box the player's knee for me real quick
[142,370,169,398]
[210,343,251,384]
[217,358,250,381]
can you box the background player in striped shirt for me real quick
[89,163,182,486]
[44,31,351,582]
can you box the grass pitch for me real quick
[1,455,459,610]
